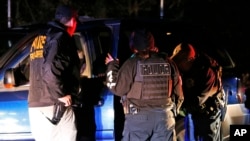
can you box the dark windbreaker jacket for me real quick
[28,21,80,107]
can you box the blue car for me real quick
[0,18,249,141]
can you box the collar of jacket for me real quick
[47,21,67,32]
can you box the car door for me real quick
[73,25,116,141]
[0,32,37,140]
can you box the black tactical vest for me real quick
[133,55,171,100]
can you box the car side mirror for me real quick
[3,68,16,88]
[3,67,29,88]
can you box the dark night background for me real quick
[0,0,249,75]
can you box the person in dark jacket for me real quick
[28,5,80,141]
[171,43,225,141]
[105,29,184,141]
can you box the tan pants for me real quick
[29,106,77,141]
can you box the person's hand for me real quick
[58,95,72,107]
[105,53,114,65]
[178,107,186,117]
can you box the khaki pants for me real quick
[29,106,77,141]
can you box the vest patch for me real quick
[139,62,171,76]
[30,35,47,60]
[132,60,171,100]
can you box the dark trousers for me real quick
[122,109,176,141]
[74,106,96,141]
[185,112,222,141]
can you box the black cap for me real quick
[129,29,154,51]
[55,5,78,21]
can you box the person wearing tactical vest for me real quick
[171,43,225,141]
[105,29,184,141]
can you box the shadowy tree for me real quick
[108,0,158,18]
[2,0,184,27]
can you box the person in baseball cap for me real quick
[54,5,79,36]
[55,5,78,24]
[104,27,184,141]
[28,4,81,141]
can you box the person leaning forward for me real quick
[105,29,184,141]
[28,5,80,141]
[171,43,225,141]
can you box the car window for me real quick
[0,24,45,57]
[79,27,112,78]
[0,36,20,56]
[0,32,27,57]
[0,32,38,69]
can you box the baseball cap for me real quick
[55,5,78,22]
[129,29,155,51]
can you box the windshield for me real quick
[0,33,27,57]
[0,32,38,69]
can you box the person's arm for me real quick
[51,36,80,106]
[170,59,184,114]
[105,53,135,96]
[197,67,217,106]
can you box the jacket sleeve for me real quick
[197,67,217,106]
[169,59,184,114]
[106,59,135,96]
[49,34,80,97]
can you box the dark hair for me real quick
[129,29,155,52]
